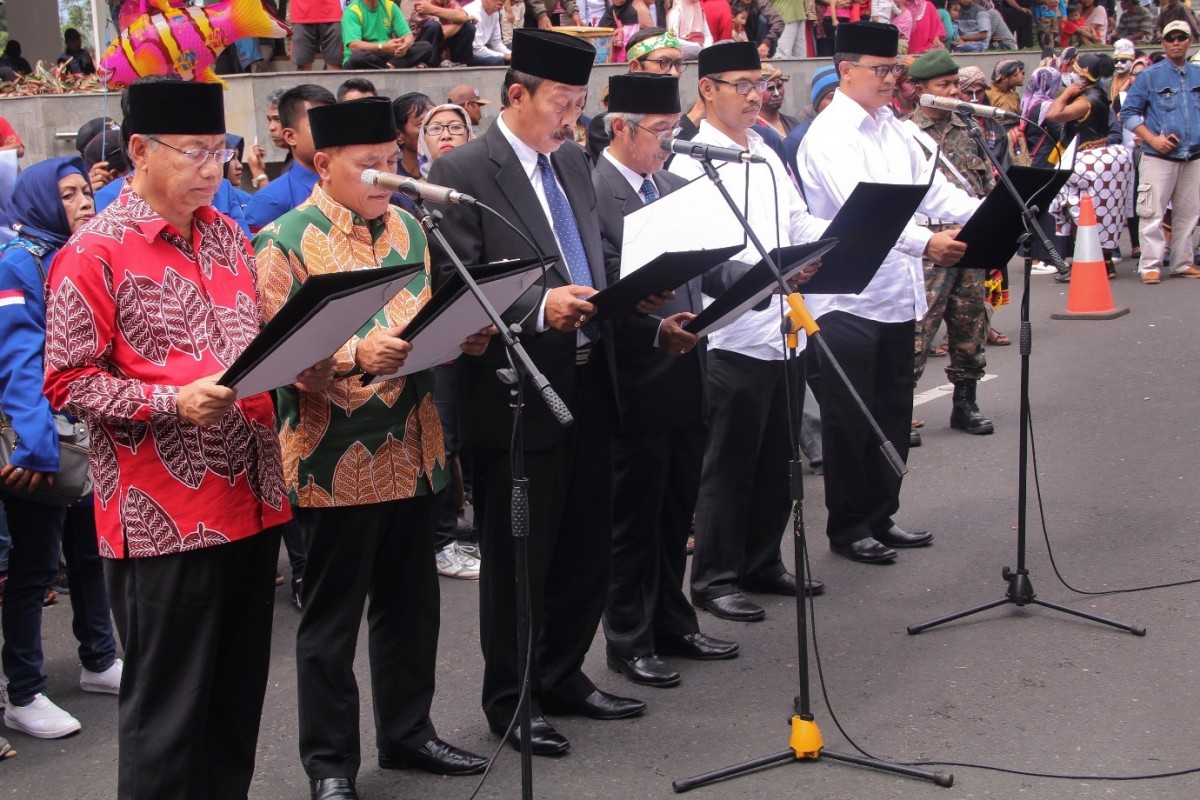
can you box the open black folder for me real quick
[220,263,423,397]
[803,174,935,295]
[588,244,745,321]
[951,164,1073,270]
[364,257,548,383]
[684,238,838,338]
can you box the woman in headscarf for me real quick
[0,157,121,741]
[1046,52,1133,278]
[417,103,474,178]
[223,133,251,215]
[667,0,714,58]
[1017,65,1068,273]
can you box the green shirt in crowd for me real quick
[342,0,413,63]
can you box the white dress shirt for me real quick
[796,89,980,324]
[669,121,829,361]
[462,0,510,61]
[495,113,591,342]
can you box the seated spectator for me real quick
[0,117,23,159]
[337,76,377,100]
[1060,4,1087,45]
[669,0,714,58]
[461,0,512,65]
[342,0,436,69]
[1111,0,1154,43]
[1,41,32,76]
[292,0,346,70]
[57,28,96,75]
[411,0,477,67]
[601,0,655,62]
[0,157,122,742]
[1077,0,1107,43]
[244,84,334,231]
[731,3,751,42]
[978,0,1018,48]
[1154,0,1200,41]
[448,84,490,125]
[906,0,950,55]
[953,0,993,50]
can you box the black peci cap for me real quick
[308,98,399,149]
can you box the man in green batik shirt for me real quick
[254,98,493,800]
[904,49,995,442]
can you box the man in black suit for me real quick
[593,73,741,689]
[427,30,645,757]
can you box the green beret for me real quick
[909,49,959,82]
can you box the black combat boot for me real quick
[950,380,994,435]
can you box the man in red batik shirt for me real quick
[43,79,334,800]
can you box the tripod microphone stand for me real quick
[673,156,953,793]
[906,111,1145,638]
[411,197,573,800]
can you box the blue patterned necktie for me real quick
[641,177,659,203]
[536,154,593,289]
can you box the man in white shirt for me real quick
[461,0,511,65]
[797,21,980,565]
[670,41,828,624]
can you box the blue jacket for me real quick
[243,160,319,231]
[1120,59,1200,161]
[94,173,253,236]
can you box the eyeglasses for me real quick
[424,122,469,136]
[1163,33,1191,43]
[709,76,768,96]
[149,137,236,166]
[848,61,907,78]
[639,56,688,73]
[634,123,684,141]
[766,82,785,94]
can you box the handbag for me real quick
[0,242,94,506]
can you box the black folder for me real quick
[219,262,423,397]
[588,244,745,321]
[364,257,548,382]
[952,164,1072,270]
[684,238,838,338]
[803,175,935,295]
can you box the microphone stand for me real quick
[906,110,1144,637]
[410,197,572,800]
[673,156,951,793]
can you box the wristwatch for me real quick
[251,174,268,187]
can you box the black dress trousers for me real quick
[105,525,282,800]
[294,494,440,779]
[807,310,914,546]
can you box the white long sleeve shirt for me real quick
[462,0,510,61]
[669,121,829,360]
[796,90,980,324]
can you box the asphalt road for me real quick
[6,254,1200,800]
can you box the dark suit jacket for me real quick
[593,156,706,435]
[427,122,617,451]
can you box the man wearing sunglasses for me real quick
[797,22,980,566]
[670,41,829,624]
[1120,20,1200,283]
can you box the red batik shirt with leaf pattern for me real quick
[43,185,292,559]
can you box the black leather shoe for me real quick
[291,576,303,611]
[693,592,765,622]
[874,525,934,548]
[607,654,681,687]
[379,737,488,775]
[910,429,922,447]
[490,715,570,757]
[656,632,740,661]
[830,537,897,564]
[542,688,646,720]
[740,572,826,597]
[310,778,358,800]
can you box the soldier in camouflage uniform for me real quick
[905,49,994,439]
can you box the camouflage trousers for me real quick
[913,261,988,385]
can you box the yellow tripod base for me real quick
[788,715,824,760]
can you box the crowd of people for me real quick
[0,5,1197,797]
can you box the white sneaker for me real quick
[1029,261,1057,274]
[4,693,81,739]
[435,542,482,580]
[81,658,123,694]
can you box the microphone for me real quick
[660,138,767,164]
[919,94,1020,121]
[360,169,477,206]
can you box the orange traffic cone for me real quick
[1051,195,1130,320]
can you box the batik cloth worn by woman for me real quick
[0,156,121,741]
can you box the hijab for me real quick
[416,104,474,179]
[3,156,89,248]
[1021,66,1061,124]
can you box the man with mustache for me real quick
[428,30,645,757]
[669,41,829,624]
